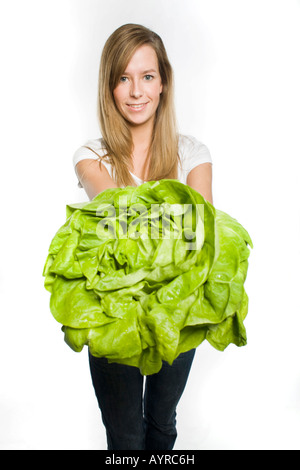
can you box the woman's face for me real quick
[113,44,163,131]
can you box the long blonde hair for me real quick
[91,24,180,187]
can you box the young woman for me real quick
[73,23,213,450]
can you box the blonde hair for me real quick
[91,23,180,187]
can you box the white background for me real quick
[1,0,300,450]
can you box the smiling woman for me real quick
[69,23,214,451]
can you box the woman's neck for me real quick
[129,121,154,179]
[130,119,154,156]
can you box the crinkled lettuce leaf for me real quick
[43,179,252,375]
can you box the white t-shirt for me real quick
[73,134,212,188]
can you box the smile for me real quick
[127,103,148,111]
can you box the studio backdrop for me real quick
[0,0,300,450]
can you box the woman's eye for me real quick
[119,75,154,83]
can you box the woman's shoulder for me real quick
[178,134,210,154]
[73,137,107,167]
[178,134,212,165]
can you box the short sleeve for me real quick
[73,140,103,168]
[177,135,212,185]
[72,138,112,188]
[179,135,212,172]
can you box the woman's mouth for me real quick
[126,103,148,111]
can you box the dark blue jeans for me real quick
[88,349,196,450]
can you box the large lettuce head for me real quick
[43,180,252,375]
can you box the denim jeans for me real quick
[88,349,196,450]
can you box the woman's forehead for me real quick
[123,45,159,74]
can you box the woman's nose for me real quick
[130,79,143,98]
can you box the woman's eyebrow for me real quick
[123,68,158,75]
[142,69,157,74]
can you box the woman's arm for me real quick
[186,162,213,205]
[75,159,118,200]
